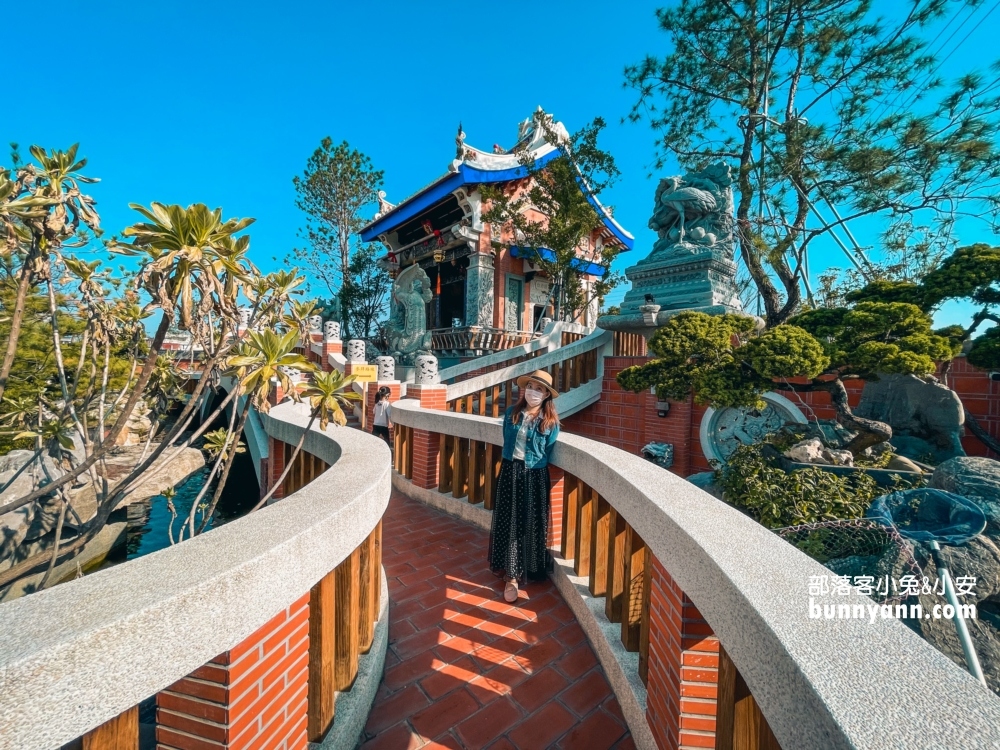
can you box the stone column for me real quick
[465,252,495,328]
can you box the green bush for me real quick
[714,443,886,529]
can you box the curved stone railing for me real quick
[0,400,391,750]
[389,398,1000,749]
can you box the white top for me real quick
[374,400,392,426]
[512,414,536,461]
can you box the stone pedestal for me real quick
[599,246,743,338]
[465,253,495,328]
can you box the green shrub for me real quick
[714,443,887,529]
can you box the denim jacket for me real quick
[501,406,559,469]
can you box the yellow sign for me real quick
[350,364,377,383]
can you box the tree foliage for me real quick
[626,0,1000,327]
[288,138,384,336]
[617,302,957,453]
[715,442,883,528]
[481,115,623,321]
[341,243,390,338]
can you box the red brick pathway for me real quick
[361,490,633,750]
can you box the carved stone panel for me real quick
[324,320,341,340]
[465,253,495,328]
[699,392,808,463]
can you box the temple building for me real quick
[360,108,633,358]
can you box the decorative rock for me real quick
[855,373,965,462]
[346,339,366,364]
[414,354,440,385]
[324,320,341,340]
[824,448,855,467]
[308,314,323,332]
[376,356,395,382]
[885,455,924,474]
[931,456,1000,535]
[785,438,830,465]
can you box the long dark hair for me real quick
[375,387,390,404]
[511,388,559,433]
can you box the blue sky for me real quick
[7,0,998,326]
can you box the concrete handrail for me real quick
[445,328,612,402]
[389,399,1000,749]
[0,400,391,750]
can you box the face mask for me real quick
[524,389,545,407]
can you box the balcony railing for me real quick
[0,400,390,750]
[430,326,536,357]
[389,396,1000,749]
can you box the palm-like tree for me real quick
[227,329,314,412]
[251,369,359,511]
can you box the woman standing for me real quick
[372,386,392,445]
[488,369,560,603]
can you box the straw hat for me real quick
[516,369,559,399]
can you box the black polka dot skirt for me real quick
[488,458,552,584]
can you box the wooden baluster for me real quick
[491,384,500,417]
[560,475,579,561]
[464,394,473,414]
[394,427,401,472]
[308,568,336,741]
[334,546,361,690]
[439,433,452,493]
[589,495,611,596]
[574,483,594,577]
[716,646,782,750]
[505,380,513,410]
[570,353,581,389]
[621,524,647,651]
[639,549,652,684]
[453,436,468,498]
[358,531,375,653]
[372,520,382,616]
[483,442,495,510]
[79,707,138,750]
[468,439,480,504]
[605,508,627,623]
[403,427,413,481]
[478,389,487,416]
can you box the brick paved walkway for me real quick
[360,491,633,750]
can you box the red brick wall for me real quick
[944,357,1000,458]
[564,355,1000,475]
[646,555,719,750]
[156,594,310,750]
[268,437,286,500]
[548,465,565,550]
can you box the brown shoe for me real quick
[504,580,518,603]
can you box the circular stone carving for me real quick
[699,392,807,464]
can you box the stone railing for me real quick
[0,400,391,750]
[444,328,612,420]
[388,397,1000,750]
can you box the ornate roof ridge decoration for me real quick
[360,107,634,249]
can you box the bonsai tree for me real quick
[617,303,958,454]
